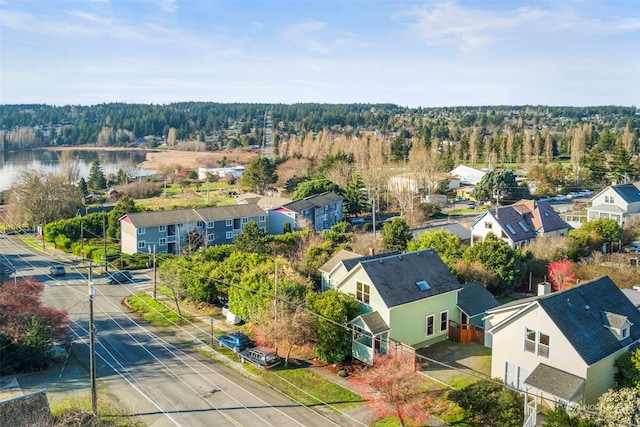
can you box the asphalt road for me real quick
[0,234,366,427]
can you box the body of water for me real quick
[0,149,153,192]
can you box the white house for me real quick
[587,181,640,225]
[449,165,486,186]
[197,166,245,181]
[485,276,640,410]
[470,199,571,249]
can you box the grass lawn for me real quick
[264,367,364,409]
[125,293,193,326]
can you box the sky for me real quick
[1,0,639,108]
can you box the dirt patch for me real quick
[138,149,260,171]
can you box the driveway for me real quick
[416,340,492,389]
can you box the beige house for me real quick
[485,276,640,411]
[587,182,640,225]
[470,199,571,249]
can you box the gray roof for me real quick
[282,191,344,213]
[609,182,640,204]
[457,283,500,317]
[358,249,462,308]
[318,250,361,273]
[352,311,390,335]
[622,288,640,308]
[524,363,585,401]
[123,204,266,228]
[537,276,640,365]
[342,251,399,273]
[413,222,470,241]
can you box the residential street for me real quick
[0,234,370,427]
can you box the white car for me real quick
[552,195,567,202]
[566,192,579,199]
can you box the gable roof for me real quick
[318,250,361,273]
[122,204,266,228]
[457,283,500,317]
[349,311,391,335]
[600,182,640,204]
[413,222,471,241]
[473,199,570,243]
[357,249,462,308]
[492,276,640,366]
[282,191,344,213]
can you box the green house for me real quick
[320,249,463,365]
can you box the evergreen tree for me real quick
[381,217,412,252]
[343,174,369,217]
[79,177,88,196]
[240,158,277,195]
[87,159,106,191]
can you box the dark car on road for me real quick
[218,332,254,353]
[238,347,282,369]
[107,270,133,284]
[50,265,66,276]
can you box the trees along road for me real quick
[0,234,366,427]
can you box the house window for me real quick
[159,225,166,232]
[138,227,145,235]
[525,328,550,358]
[539,333,550,358]
[226,219,232,227]
[225,231,233,239]
[356,282,370,304]
[440,311,448,332]
[605,195,614,204]
[259,215,265,222]
[621,327,629,339]
[159,238,166,246]
[525,328,536,353]
[241,217,248,224]
[207,234,215,242]
[485,222,492,229]
[207,221,215,228]
[426,315,435,337]
[197,221,204,228]
[138,241,146,249]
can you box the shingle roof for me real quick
[352,311,391,335]
[318,250,361,273]
[282,191,344,213]
[537,276,640,366]
[478,199,570,243]
[457,283,500,317]
[524,363,585,401]
[123,204,266,228]
[358,249,462,308]
[413,223,471,241]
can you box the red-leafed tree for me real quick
[0,278,69,374]
[548,259,577,292]
[350,354,430,426]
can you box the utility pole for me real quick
[152,245,157,300]
[88,280,97,416]
[102,211,107,273]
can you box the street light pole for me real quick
[88,281,97,416]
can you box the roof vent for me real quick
[585,305,590,311]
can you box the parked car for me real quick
[107,270,132,284]
[222,303,243,325]
[566,192,579,199]
[538,196,551,202]
[578,190,593,198]
[349,217,365,225]
[552,195,567,202]
[49,265,66,277]
[218,332,254,353]
[238,347,282,369]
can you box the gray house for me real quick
[120,204,267,255]
[268,191,344,234]
[587,182,640,225]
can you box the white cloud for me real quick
[281,21,332,54]
[161,0,179,14]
